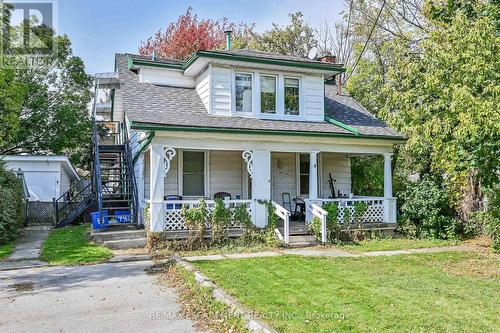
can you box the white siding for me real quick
[271,153,296,205]
[164,151,179,196]
[143,150,150,200]
[211,66,232,115]
[139,67,195,88]
[113,89,124,123]
[209,151,243,199]
[321,153,352,197]
[303,74,324,122]
[195,67,210,111]
[60,168,71,196]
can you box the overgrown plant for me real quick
[257,200,277,230]
[233,204,254,241]
[181,199,209,250]
[0,162,24,245]
[310,202,341,243]
[211,199,231,245]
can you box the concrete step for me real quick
[92,229,146,242]
[288,234,318,248]
[103,237,147,250]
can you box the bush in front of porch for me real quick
[149,198,281,255]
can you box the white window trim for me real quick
[259,73,278,116]
[178,149,209,199]
[232,70,254,117]
[283,76,303,119]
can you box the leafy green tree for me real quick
[0,35,93,168]
[251,12,317,58]
[382,13,500,206]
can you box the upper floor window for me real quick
[260,75,277,114]
[285,78,300,115]
[235,73,252,113]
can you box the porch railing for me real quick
[163,199,253,231]
[305,197,397,225]
[310,203,328,243]
[272,201,291,245]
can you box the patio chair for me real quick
[293,197,306,221]
[165,195,182,210]
[214,192,231,200]
[282,192,292,212]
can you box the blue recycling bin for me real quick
[91,210,109,230]
[115,210,131,223]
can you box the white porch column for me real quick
[136,154,145,219]
[309,151,319,200]
[149,143,165,232]
[252,149,271,228]
[383,153,396,223]
[384,153,393,198]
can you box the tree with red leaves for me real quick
[139,7,255,60]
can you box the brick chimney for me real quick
[318,55,336,63]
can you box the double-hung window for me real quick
[284,78,300,115]
[235,73,252,113]
[182,151,205,197]
[260,75,277,114]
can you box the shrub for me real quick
[181,199,209,250]
[399,175,456,239]
[484,188,500,252]
[211,199,231,244]
[310,202,341,243]
[233,204,254,241]
[0,162,24,245]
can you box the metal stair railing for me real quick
[123,123,139,226]
[92,76,104,226]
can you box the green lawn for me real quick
[194,252,500,332]
[41,225,113,265]
[337,238,459,253]
[0,242,14,261]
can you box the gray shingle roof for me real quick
[115,54,404,139]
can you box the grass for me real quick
[0,242,14,261]
[41,225,113,265]
[194,252,500,332]
[337,238,459,253]
[161,262,248,332]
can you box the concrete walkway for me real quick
[0,225,52,271]
[183,244,472,262]
[0,260,203,333]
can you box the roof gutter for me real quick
[130,122,406,142]
[324,116,359,135]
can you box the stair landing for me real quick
[92,226,146,249]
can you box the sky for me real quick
[58,0,345,74]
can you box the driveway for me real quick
[0,260,201,333]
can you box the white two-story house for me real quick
[95,41,405,244]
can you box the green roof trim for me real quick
[127,55,183,70]
[127,51,347,73]
[325,116,359,135]
[184,50,347,72]
[130,122,406,142]
[132,131,155,164]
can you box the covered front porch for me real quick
[136,132,397,244]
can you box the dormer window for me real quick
[260,75,277,114]
[285,77,300,115]
[235,72,252,113]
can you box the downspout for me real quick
[132,131,155,164]
[324,116,359,136]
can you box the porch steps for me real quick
[276,221,318,248]
[92,228,146,249]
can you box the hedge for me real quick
[0,161,24,245]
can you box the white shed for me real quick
[2,156,80,202]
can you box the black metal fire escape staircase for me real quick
[54,73,139,228]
